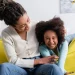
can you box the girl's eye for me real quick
[46,38,49,40]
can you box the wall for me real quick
[14,0,59,21]
[0,0,75,35]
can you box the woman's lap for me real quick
[0,63,64,75]
[0,63,28,75]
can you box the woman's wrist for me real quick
[34,58,43,65]
[34,59,40,65]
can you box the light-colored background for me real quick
[0,0,75,35]
[60,0,75,13]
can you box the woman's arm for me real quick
[34,55,59,65]
[58,40,68,74]
[2,31,34,68]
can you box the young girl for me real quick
[35,17,69,75]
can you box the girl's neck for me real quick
[53,47,58,56]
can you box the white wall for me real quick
[15,0,59,21]
[0,0,75,35]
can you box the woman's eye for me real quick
[21,24,26,27]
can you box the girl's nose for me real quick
[49,39,53,44]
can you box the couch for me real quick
[0,39,8,63]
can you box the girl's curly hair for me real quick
[35,17,65,47]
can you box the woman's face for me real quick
[44,30,58,50]
[14,13,30,33]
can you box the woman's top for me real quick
[2,21,40,68]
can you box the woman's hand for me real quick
[34,55,59,65]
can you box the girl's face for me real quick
[44,30,58,50]
[14,13,30,33]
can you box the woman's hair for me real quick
[0,0,13,4]
[0,0,13,19]
[0,1,26,26]
[35,17,65,47]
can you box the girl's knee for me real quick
[43,64,57,68]
[49,64,61,70]
[44,64,62,72]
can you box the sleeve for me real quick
[2,31,34,68]
[65,33,75,44]
[39,45,51,57]
[58,40,68,74]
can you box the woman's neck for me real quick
[19,31,27,40]
[15,29,27,40]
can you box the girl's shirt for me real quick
[39,40,68,74]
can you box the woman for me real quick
[35,17,70,75]
[0,1,63,75]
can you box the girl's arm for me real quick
[58,40,68,74]
[65,33,75,43]
[39,45,51,57]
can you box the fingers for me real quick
[53,55,59,58]
[40,56,59,64]
[51,55,59,60]
[49,55,59,63]
[51,58,58,62]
